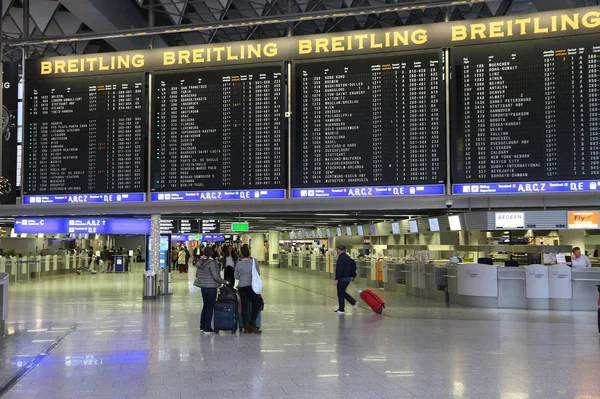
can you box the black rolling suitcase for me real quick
[214,302,238,333]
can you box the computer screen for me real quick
[408,220,419,233]
[357,226,364,236]
[429,218,440,232]
[391,222,400,234]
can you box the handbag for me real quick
[251,259,263,294]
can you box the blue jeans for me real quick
[200,287,218,330]
[337,280,356,312]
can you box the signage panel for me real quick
[428,218,440,232]
[27,7,600,78]
[292,185,444,199]
[15,218,151,234]
[568,211,599,229]
[1,62,18,205]
[151,66,285,201]
[452,34,600,195]
[495,212,525,229]
[231,222,249,232]
[24,74,146,202]
[448,215,462,231]
[293,53,445,197]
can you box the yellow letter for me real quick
[163,51,176,66]
[515,18,532,35]
[315,38,329,53]
[561,13,580,31]
[55,60,67,74]
[533,17,549,34]
[264,43,278,57]
[41,61,52,75]
[582,11,600,28]
[451,25,468,42]
[488,21,505,38]
[298,39,312,55]
[412,29,428,45]
[132,54,144,68]
[470,23,487,39]
[67,59,78,73]
[331,37,344,52]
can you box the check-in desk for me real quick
[455,263,499,308]
[498,267,526,309]
[424,264,447,301]
[355,259,369,286]
[572,268,600,310]
[316,257,326,274]
[404,261,421,297]
[384,262,405,292]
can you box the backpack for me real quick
[350,258,357,278]
[218,286,238,303]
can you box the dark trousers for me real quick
[200,287,218,330]
[337,280,356,311]
[238,286,261,326]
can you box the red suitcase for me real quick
[352,284,385,314]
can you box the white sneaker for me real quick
[353,302,359,309]
[334,309,345,315]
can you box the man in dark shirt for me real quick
[334,245,358,314]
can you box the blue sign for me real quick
[23,193,145,204]
[171,234,225,242]
[150,189,286,202]
[15,218,151,235]
[453,180,600,195]
[291,184,445,199]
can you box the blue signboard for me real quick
[291,184,445,199]
[453,180,600,195]
[14,218,151,235]
[23,193,145,205]
[150,189,285,202]
[171,234,225,242]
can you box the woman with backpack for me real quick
[194,247,229,334]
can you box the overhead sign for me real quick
[231,222,249,232]
[568,211,599,229]
[27,7,600,78]
[160,219,179,234]
[200,220,220,233]
[495,212,525,229]
[15,218,151,235]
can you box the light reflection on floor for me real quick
[0,268,598,399]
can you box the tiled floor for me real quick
[1,267,599,399]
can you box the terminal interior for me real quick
[2,0,600,398]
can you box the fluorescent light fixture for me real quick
[315,213,350,216]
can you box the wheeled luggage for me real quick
[238,295,263,331]
[352,283,385,314]
[213,302,238,333]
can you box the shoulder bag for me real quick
[251,258,263,294]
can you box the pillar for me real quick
[149,214,161,272]
[251,233,265,263]
[268,231,280,267]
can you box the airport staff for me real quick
[571,247,592,269]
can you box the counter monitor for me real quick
[152,65,286,201]
[428,218,440,232]
[293,53,445,199]
[346,226,353,236]
[357,225,364,236]
[24,73,146,204]
[336,227,342,236]
[448,215,462,231]
[452,35,600,195]
[408,220,419,233]
[391,222,400,235]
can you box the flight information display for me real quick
[292,53,446,199]
[453,36,600,195]
[24,73,146,204]
[151,65,286,202]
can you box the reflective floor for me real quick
[1,267,599,399]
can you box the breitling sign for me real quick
[27,5,600,78]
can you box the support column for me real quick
[250,233,265,263]
[268,231,280,267]
[149,215,161,272]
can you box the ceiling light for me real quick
[315,214,350,216]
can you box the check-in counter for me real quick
[572,268,600,310]
[445,265,459,304]
[498,267,526,309]
[404,261,420,297]
[384,262,404,291]
[280,253,289,269]
[302,254,311,272]
[525,265,549,310]
[549,265,572,310]
[456,263,499,308]
[316,257,326,274]
[424,264,447,301]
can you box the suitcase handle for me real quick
[350,282,363,294]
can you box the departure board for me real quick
[24,73,146,204]
[292,53,446,199]
[151,65,286,202]
[453,36,600,195]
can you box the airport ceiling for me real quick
[0,0,594,60]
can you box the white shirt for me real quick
[225,256,235,268]
[571,254,592,269]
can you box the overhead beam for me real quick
[531,0,581,12]
[5,0,480,46]
[59,0,166,50]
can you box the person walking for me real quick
[223,245,237,287]
[234,246,262,334]
[177,246,188,273]
[334,245,358,314]
[194,247,229,334]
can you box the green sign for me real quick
[231,222,249,232]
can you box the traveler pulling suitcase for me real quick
[352,283,385,314]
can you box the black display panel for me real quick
[452,35,600,186]
[25,74,146,196]
[152,65,285,192]
[293,53,445,189]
